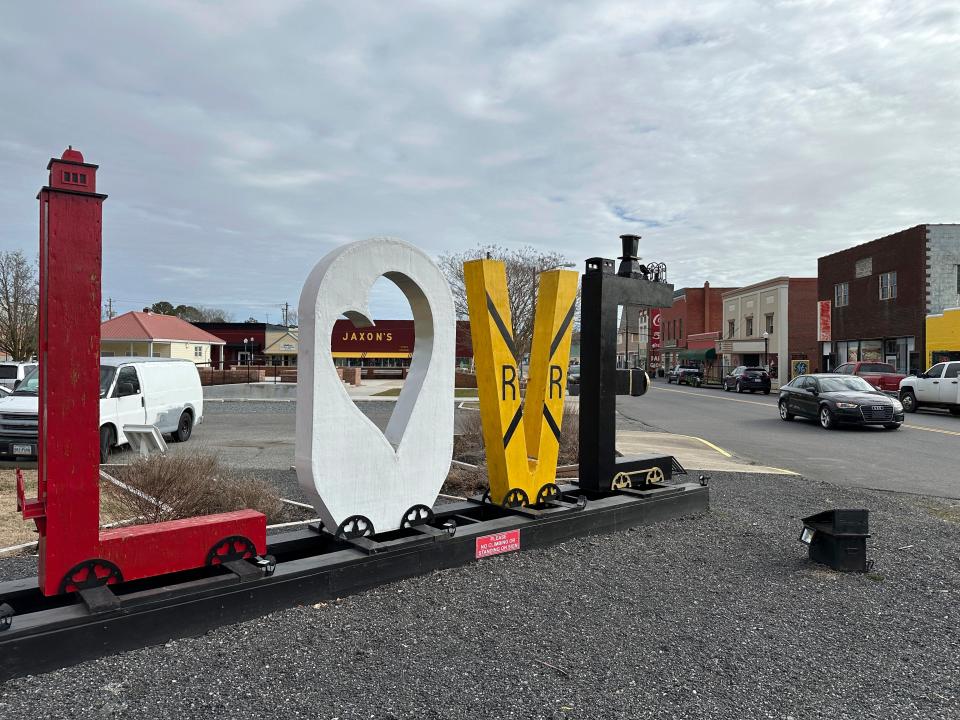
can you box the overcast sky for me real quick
[1,1,958,321]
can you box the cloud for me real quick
[0,1,958,322]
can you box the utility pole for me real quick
[282,301,289,327]
[104,297,115,320]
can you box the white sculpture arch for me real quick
[295,237,455,535]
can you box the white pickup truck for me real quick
[898,360,960,415]
[0,357,204,462]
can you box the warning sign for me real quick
[475,530,521,559]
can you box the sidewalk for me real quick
[616,429,797,475]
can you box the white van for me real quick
[0,361,37,390]
[0,357,204,462]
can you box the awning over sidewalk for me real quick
[679,348,717,361]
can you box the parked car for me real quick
[722,366,771,394]
[833,361,906,394]
[0,357,204,462]
[898,361,960,415]
[666,365,702,385]
[778,373,904,430]
[0,361,37,390]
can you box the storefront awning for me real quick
[679,348,717,361]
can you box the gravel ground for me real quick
[1,469,958,719]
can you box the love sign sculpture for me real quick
[296,238,456,537]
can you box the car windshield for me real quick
[13,365,117,397]
[817,376,876,393]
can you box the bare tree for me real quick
[437,245,575,366]
[0,250,38,360]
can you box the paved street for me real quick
[620,382,960,498]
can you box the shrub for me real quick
[101,452,290,525]
[443,404,579,495]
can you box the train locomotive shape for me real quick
[578,235,678,491]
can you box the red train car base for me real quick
[18,147,266,597]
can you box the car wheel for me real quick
[883,423,902,430]
[819,405,835,430]
[778,401,794,421]
[736,381,743,393]
[99,425,114,464]
[900,391,918,413]
[171,411,194,443]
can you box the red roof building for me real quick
[101,311,225,364]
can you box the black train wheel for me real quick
[502,488,529,508]
[206,536,257,566]
[59,559,123,594]
[337,515,375,539]
[535,483,561,507]
[401,504,434,529]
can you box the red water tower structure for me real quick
[19,147,266,598]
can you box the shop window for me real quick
[879,271,897,300]
[834,282,849,308]
[745,317,754,336]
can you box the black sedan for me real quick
[723,366,771,394]
[778,374,904,430]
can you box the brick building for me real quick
[817,224,960,375]
[195,320,474,369]
[719,277,818,384]
[660,282,734,368]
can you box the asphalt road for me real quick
[620,382,960,498]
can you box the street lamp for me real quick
[762,331,770,371]
[243,337,251,365]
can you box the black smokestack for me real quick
[617,234,642,278]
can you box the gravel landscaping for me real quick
[1,468,958,719]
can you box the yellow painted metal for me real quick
[463,259,579,506]
[926,308,960,366]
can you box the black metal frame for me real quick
[579,236,677,492]
[0,482,708,680]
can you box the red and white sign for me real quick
[475,529,521,559]
[649,309,662,351]
[817,300,832,342]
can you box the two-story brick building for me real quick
[660,282,734,368]
[719,277,818,383]
[817,224,960,375]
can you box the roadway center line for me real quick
[904,424,960,437]
[651,385,773,407]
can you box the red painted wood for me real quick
[34,147,267,596]
[98,510,266,583]
[36,150,105,595]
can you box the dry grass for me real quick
[927,502,960,524]
[0,469,38,548]
[442,404,579,496]
[102,452,292,525]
